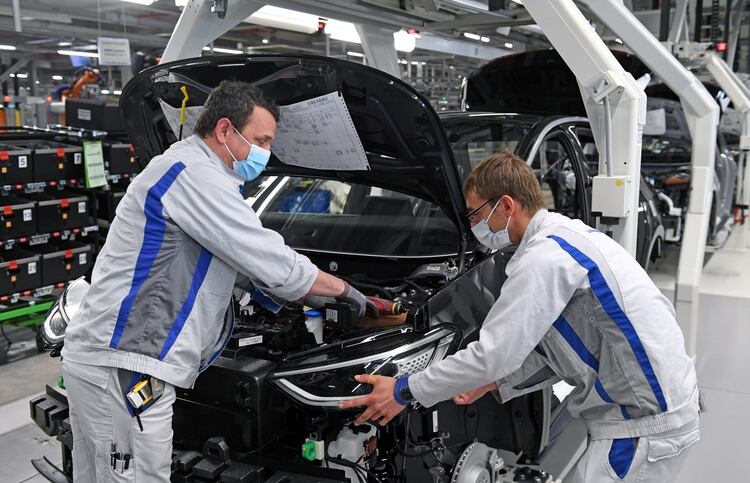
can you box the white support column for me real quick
[355,24,401,79]
[162,0,265,63]
[525,0,645,256]
[581,0,719,358]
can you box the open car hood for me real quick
[464,49,727,117]
[120,54,468,246]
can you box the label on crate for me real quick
[22,209,31,221]
[78,202,86,214]
[79,253,87,265]
[238,335,264,347]
[77,108,91,121]
[18,155,27,168]
[28,262,36,274]
[83,141,107,188]
[74,153,82,165]
[29,234,50,246]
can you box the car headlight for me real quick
[269,324,460,407]
[40,277,90,351]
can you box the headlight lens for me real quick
[39,277,89,351]
[270,324,459,407]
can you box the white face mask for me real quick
[471,199,513,250]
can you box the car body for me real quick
[463,49,737,246]
[30,55,607,483]
[440,111,664,269]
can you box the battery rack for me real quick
[0,124,141,361]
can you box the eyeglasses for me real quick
[465,198,497,223]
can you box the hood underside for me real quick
[120,54,467,239]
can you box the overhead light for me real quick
[101,89,111,94]
[393,29,418,53]
[57,41,72,47]
[52,75,63,81]
[504,42,514,49]
[346,51,364,58]
[463,32,481,41]
[261,38,269,44]
[614,38,623,44]
[246,6,319,35]
[421,61,426,66]
[9,73,14,78]
[35,81,40,84]
[480,36,490,43]
[449,65,455,69]
[58,50,99,58]
[174,0,187,6]
[121,0,155,5]
[326,19,361,44]
[202,46,243,55]
[398,59,408,65]
[16,73,28,79]
[0,45,16,51]
[113,90,122,95]
[411,61,420,65]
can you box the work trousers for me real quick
[61,359,176,482]
[566,417,700,483]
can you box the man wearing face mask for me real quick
[341,152,700,483]
[60,80,369,482]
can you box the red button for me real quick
[0,151,8,161]
[8,260,17,271]
[64,249,73,259]
[2,206,11,216]
[56,147,65,158]
[60,198,69,209]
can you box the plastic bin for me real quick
[32,240,93,286]
[29,191,89,232]
[95,189,126,222]
[0,247,41,296]
[106,142,139,175]
[0,196,36,240]
[0,142,33,186]
[1,141,84,183]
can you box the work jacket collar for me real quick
[191,135,245,183]
[517,208,549,251]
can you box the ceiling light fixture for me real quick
[52,75,63,80]
[101,89,111,94]
[463,32,481,41]
[480,36,490,43]
[0,45,16,51]
[113,90,122,95]
[202,46,243,55]
[261,38,269,44]
[58,50,99,58]
[57,41,72,47]
[504,42,514,49]
[121,0,155,5]
[346,51,364,58]
[16,73,29,79]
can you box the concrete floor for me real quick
[0,354,64,482]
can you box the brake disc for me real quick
[450,442,503,483]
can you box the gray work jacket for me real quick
[62,135,318,388]
[410,210,699,440]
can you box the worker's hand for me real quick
[337,282,369,319]
[452,382,498,405]
[339,374,406,426]
[303,293,334,309]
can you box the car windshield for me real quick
[256,177,460,257]
[641,136,691,164]
[442,117,531,177]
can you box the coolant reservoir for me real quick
[327,424,377,481]
[304,309,323,344]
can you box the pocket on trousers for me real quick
[62,360,110,391]
[646,426,700,463]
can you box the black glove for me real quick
[337,282,376,319]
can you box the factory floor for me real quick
[0,353,64,482]
[1,226,748,483]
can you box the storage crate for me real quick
[0,196,36,240]
[32,240,93,286]
[95,189,126,222]
[106,143,139,175]
[0,143,33,186]
[29,191,89,232]
[0,247,41,296]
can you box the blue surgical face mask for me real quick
[224,127,271,181]
[471,199,513,250]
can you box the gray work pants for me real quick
[566,417,700,483]
[61,359,176,482]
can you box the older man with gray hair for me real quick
[60,80,369,482]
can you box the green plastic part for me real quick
[302,440,317,461]
[58,375,65,390]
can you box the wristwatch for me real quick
[393,376,415,406]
